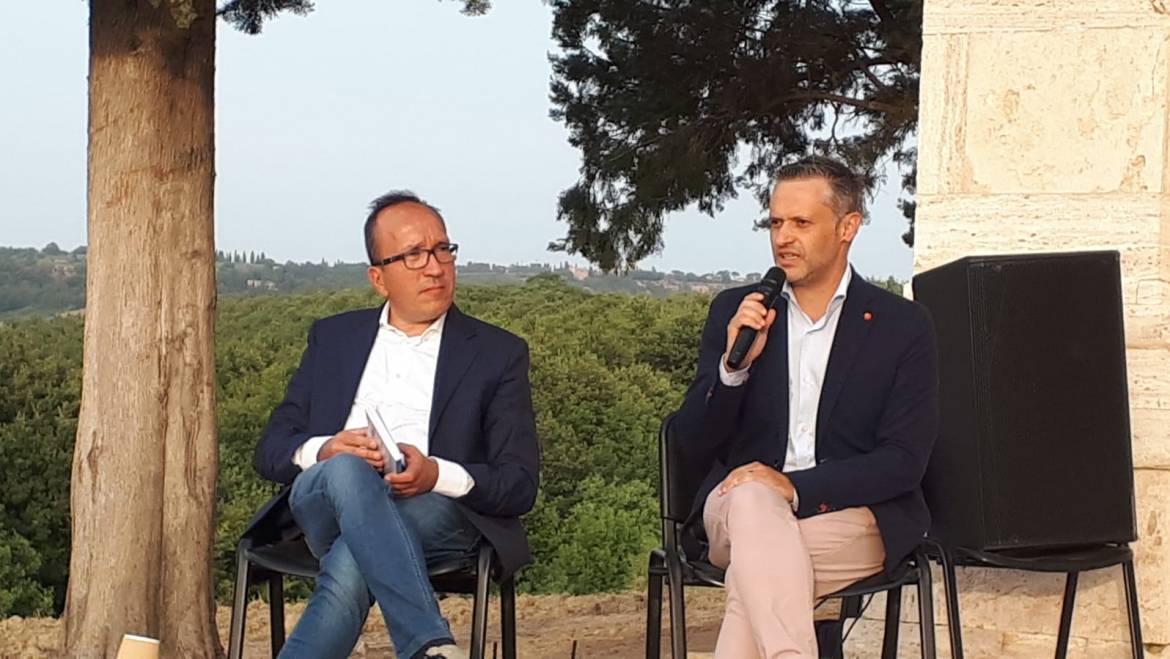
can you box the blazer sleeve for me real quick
[786,306,939,517]
[673,290,750,468]
[458,341,541,518]
[254,321,320,485]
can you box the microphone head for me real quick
[757,266,786,301]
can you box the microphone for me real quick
[725,267,786,371]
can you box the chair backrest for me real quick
[658,412,706,525]
[242,490,301,546]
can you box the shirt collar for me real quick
[378,303,447,341]
[833,265,853,302]
[781,264,853,305]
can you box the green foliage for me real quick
[0,529,54,616]
[548,0,923,270]
[0,316,83,615]
[441,277,698,592]
[523,477,659,594]
[0,281,709,614]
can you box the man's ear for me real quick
[839,211,863,243]
[368,266,387,297]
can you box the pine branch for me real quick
[785,92,903,115]
[869,0,897,31]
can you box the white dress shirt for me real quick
[292,304,475,498]
[719,267,853,504]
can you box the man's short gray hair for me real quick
[774,156,866,218]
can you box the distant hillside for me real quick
[0,245,87,319]
[0,245,903,319]
[211,249,774,298]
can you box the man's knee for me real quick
[319,451,372,477]
[723,481,794,527]
[314,453,384,497]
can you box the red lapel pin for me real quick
[863,311,873,321]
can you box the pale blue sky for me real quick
[0,1,914,279]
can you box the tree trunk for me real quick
[65,2,220,657]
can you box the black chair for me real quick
[226,493,517,659]
[645,413,942,659]
[935,543,1144,659]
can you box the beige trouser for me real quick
[703,481,885,659]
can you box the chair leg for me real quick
[500,575,517,659]
[840,594,864,619]
[1122,560,1144,659]
[937,547,964,659]
[228,542,252,659]
[269,574,286,657]
[816,620,845,659]
[646,551,665,659]
[470,545,493,659]
[1056,572,1078,659]
[881,587,903,659]
[916,555,937,659]
[665,550,687,659]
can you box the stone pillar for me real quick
[914,1,1170,655]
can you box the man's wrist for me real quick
[718,354,751,387]
[432,457,475,498]
[293,435,332,471]
[773,470,798,509]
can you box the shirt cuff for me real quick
[718,356,750,387]
[790,488,800,513]
[293,435,332,472]
[431,457,476,498]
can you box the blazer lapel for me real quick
[429,305,479,435]
[816,272,877,447]
[754,295,790,437]
[332,308,381,431]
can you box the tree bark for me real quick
[65,1,220,657]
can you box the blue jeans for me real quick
[278,453,482,659]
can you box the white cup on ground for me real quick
[115,634,160,659]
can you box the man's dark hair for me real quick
[774,156,866,218]
[363,190,446,265]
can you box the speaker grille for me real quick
[914,251,1136,551]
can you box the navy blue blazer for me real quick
[674,273,939,571]
[254,305,541,577]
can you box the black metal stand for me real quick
[931,543,1143,659]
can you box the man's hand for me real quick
[386,443,439,497]
[724,292,778,371]
[717,461,795,502]
[318,428,384,472]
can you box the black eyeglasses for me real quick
[372,242,459,270]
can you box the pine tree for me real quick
[548,0,922,270]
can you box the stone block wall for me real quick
[912,0,1170,654]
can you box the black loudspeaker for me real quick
[912,251,1137,551]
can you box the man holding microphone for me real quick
[674,156,939,658]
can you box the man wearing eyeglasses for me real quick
[254,191,540,659]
